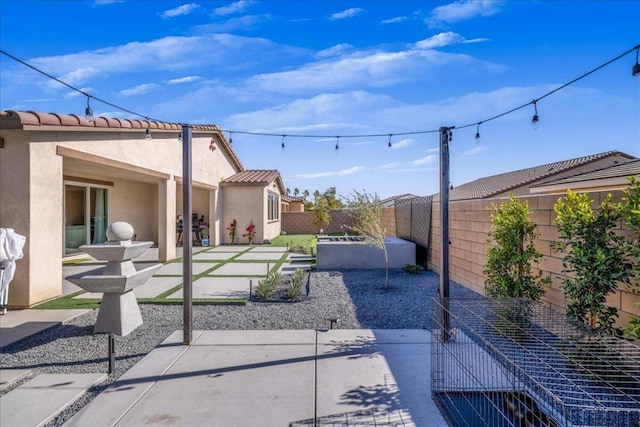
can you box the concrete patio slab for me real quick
[0,369,32,391]
[235,252,287,261]
[208,262,272,276]
[0,309,93,348]
[0,373,107,427]
[65,329,447,427]
[193,251,237,261]
[207,245,251,253]
[166,277,251,299]
[73,276,184,299]
[155,262,215,276]
[248,246,289,253]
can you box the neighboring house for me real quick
[380,193,418,207]
[281,194,305,213]
[530,158,640,194]
[0,110,285,307]
[435,150,636,201]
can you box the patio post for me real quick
[439,126,452,342]
[182,124,193,345]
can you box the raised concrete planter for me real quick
[316,236,416,269]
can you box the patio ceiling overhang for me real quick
[57,146,170,184]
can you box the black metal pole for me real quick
[182,125,193,345]
[108,333,115,374]
[439,127,452,342]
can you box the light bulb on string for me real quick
[633,47,640,77]
[335,136,340,151]
[228,132,233,145]
[448,129,453,142]
[388,134,393,148]
[475,122,481,143]
[531,100,540,130]
[145,128,152,141]
[84,96,94,123]
[281,135,286,151]
[177,132,182,142]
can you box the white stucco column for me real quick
[158,178,176,262]
[208,189,217,245]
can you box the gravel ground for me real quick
[0,269,480,426]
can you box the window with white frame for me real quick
[268,192,279,221]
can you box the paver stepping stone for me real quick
[155,262,216,276]
[0,369,32,391]
[193,251,237,260]
[207,262,272,276]
[248,246,288,253]
[0,373,106,427]
[166,277,251,299]
[207,245,251,253]
[279,263,312,275]
[235,252,286,261]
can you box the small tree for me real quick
[617,177,640,339]
[313,196,330,233]
[483,195,550,300]
[345,190,389,289]
[552,190,633,333]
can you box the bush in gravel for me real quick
[287,268,306,300]
[403,264,422,274]
[255,270,281,300]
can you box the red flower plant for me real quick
[243,221,256,244]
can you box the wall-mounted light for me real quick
[209,138,216,151]
[145,128,152,141]
[177,132,182,142]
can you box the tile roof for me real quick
[532,158,640,189]
[282,194,305,203]
[222,170,285,194]
[434,150,637,201]
[380,193,418,206]
[0,110,244,172]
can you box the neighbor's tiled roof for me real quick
[222,170,285,194]
[435,150,636,201]
[282,194,305,203]
[533,158,640,188]
[0,110,244,172]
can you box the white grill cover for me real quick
[0,228,26,294]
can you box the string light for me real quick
[335,136,340,150]
[531,100,540,130]
[475,122,481,143]
[85,96,94,123]
[388,134,392,148]
[448,129,453,142]
[145,128,152,141]
[177,133,182,142]
[281,135,285,151]
[0,43,638,146]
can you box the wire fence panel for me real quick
[430,298,640,427]
[394,196,432,266]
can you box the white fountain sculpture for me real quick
[66,222,162,336]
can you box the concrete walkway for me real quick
[67,329,447,426]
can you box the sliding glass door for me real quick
[64,182,109,256]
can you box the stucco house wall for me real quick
[0,111,247,307]
[220,185,265,244]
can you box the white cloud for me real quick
[161,3,200,19]
[192,15,273,33]
[381,16,407,24]
[316,44,355,59]
[64,87,93,98]
[213,0,256,16]
[295,166,365,179]
[416,32,489,50]
[428,0,504,26]
[167,76,202,84]
[93,0,124,5]
[378,162,402,170]
[330,8,364,20]
[390,138,415,150]
[413,154,436,165]
[118,83,159,97]
[462,145,488,157]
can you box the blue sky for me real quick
[1,1,639,199]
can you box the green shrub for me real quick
[255,270,281,300]
[404,264,422,274]
[286,268,306,300]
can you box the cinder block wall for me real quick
[281,207,396,236]
[427,191,639,332]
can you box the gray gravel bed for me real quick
[0,269,480,426]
